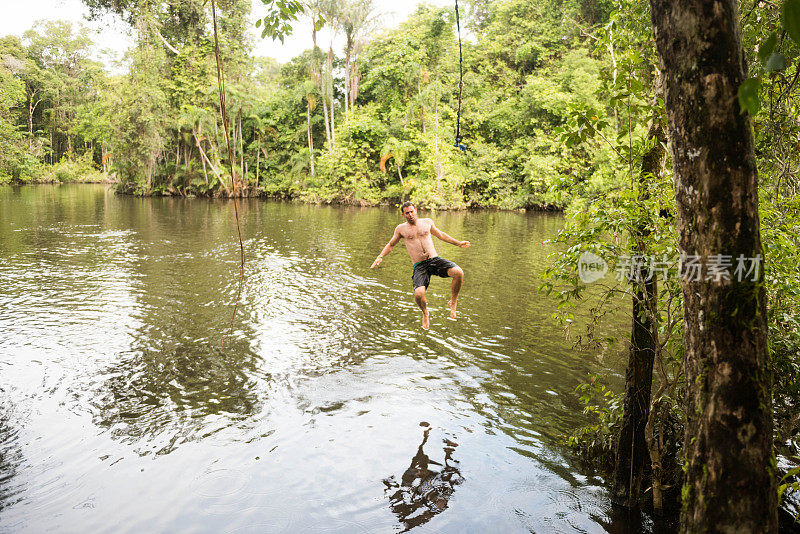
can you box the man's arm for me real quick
[370,225,402,268]
[429,220,471,248]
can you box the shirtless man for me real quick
[370,202,470,330]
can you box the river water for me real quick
[0,185,647,533]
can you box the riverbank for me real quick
[1,155,110,186]
[111,181,564,212]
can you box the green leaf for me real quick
[757,32,778,63]
[783,0,800,45]
[765,52,787,72]
[255,18,262,28]
[315,15,326,32]
[737,77,761,115]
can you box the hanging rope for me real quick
[211,0,245,349]
[454,0,466,152]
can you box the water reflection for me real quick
[91,342,263,455]
[0,401,25,516]
[384,423,464,531]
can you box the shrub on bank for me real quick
[46,153,105,183]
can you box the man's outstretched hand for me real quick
[370,256,383,269]
[458,241,471,248]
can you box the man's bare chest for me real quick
[402,223,432,242]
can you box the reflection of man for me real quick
[370,202,470,330]
[383,424,464,532]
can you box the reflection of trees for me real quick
[90,195,267,452]
[0,401,25,514]
[383,425,464,532]
[92,340,263,452]
[87,197,391,451]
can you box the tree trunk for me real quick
[608,28,619,133]
[330,97,335,149]
[344,43,351,119]
[196,123,209,186]
[307,100,316,177]
[418,79,426,135]
[238,109,244,187]
[322,98,332,149]
[194,132,229,194]
[350,59,360,107]
[612,103,667,509]
[397,161,404,187]
[312,19,331,150]
[328,46,335,149]
[646,397,665,515]
[173,142,180,186]
[27,90,38,149]
[648,0,776,530]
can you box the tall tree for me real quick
[23,21,96,163]
[611,97,667,509]
[341,0,377,118]
[321,0,341,149]
[112,12,168,193]
[648,0,777,530]
[304,0,328,149]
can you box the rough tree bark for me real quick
[647,0,777,530]
[612,103,668,509]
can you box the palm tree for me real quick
[341,0,379,118]
[321,0,343,149]
[304,0,330,147]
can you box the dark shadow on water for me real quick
[383,423,465,532]
[591,497,680,533]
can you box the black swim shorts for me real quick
[412,256,458,289]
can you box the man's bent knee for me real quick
[448,266,464,279]
[414,286,426,300]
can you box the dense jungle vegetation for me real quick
[0,0,614,208]
[2,0,800,527]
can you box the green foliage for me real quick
[546,0,800,517]
[0,0,617,205]
[48,152,104,182]
[779,462,800,517]
[738,77,762,115]
[565,375,622,468]
[257,0,307,43]
[763,197,800,460]
[783,0,800,45]
[737,0,800,114]
[0,22,112,184]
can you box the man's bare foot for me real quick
[447,299,457,319]
[422,309,430,330]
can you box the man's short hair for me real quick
[401,201,415,212]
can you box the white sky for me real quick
[1,0,453,69]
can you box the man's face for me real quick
[402,206,417,223]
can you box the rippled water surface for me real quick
[1,185,639,533]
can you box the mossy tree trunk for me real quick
[647,0,777,530]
